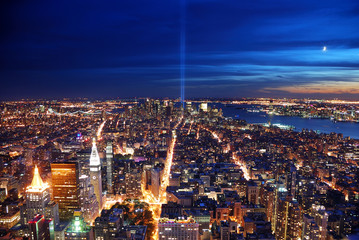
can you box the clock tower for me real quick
[89,139,102,211]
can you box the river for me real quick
[212,103,359,140]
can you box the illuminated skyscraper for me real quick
[272,183,288,232]
[185,101,192,112]
[285,163,297,197]
[311,205,328,240]
[21,166,59,226]
[29,214,54,240]
[89,139,102,211]
[51,162,80,221]
[151,168,161,200]
[106,141,113,194]
[199,102,208,112]
[76,149,91,177]
[274,196,301,240]
[24,166,50,223]
[125,169,142,199]
[65,211,94,240]
[79,175,98,224]
[302,214,320,240]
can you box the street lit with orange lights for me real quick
[140,116,183,240]
[202,126,250,180]
[96,120,106,140]
[1,99,359,239]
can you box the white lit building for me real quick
[199,103,208,112]
[89,139,103,211]
[79,175,99,224]
[106,141,113,194]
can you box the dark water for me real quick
[213,103,359,140]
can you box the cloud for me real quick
[1,0,359,99]
[262,81,359,94]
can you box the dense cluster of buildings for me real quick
[231,98,359,122]
[0,99,358,240]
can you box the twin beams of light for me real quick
[180,0,186,108]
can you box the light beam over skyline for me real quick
[1,0,359,100]
[180,0,186,108]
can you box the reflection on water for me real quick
[215,103,359,140]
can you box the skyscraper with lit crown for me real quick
[89,139,102,211]
[21,166,59,226]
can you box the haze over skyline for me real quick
[1,0,359,100]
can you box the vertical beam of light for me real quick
[180,0,186,109]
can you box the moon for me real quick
[323,46,327,52]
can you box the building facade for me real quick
[22,166,59,226]
[65,211,93,240]
[51,162,80,221]
[158,217,199,240]
[106,141,113,194]
[89,139,102,211]
[29,214,54,240]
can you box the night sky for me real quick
[1,0,359,100]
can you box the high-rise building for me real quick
[296,177,316,214]
[89,139,103,211]
[125,170,142,199]
[274,196,302,240]
[247,181,260,205]
[78,175,98,224]
[151,168,161,200]
[302,214,320,240]
[21,166,59,226]
[271,182,288,232]
[185,101,192,112]
[29,214,54,240]
[165,106,171,117]
[261,186,275,222]
[51,162,80,221]
[106,141,113,194]
[285,163,297,197]
[199,102,208,112]
[65,211,94,240]
[76,150,91,177]
[94,208,123,240]
[311,205,328,240]
[154,100,161,115]
[158,217,199,240]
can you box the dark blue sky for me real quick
[1,0,359,100]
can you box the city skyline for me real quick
[1,0,359,100]
[0,99,358,239]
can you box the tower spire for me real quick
[89,138,103,211]
[90,138,101,167]
[27,165,49,191]
[31,165,45,188]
